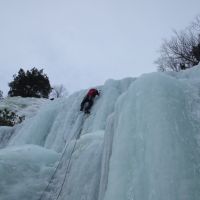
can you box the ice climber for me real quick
[80,88,100,114]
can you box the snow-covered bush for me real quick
[0,108,24,126]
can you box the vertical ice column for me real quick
[104,73,200,200]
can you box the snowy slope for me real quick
[1,66,200,200]
[0,97,47,148]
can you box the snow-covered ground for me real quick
[0,97,47,148]
[1,66,200,200]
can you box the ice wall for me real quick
[0,78,135,200]
[1,67,200,200]
[103,72,200,200]
[8,77,134,152]
[0,144,59,200]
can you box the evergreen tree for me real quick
[8,68,52,98]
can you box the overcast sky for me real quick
[0,0,200,95]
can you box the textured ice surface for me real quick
[104,72,200,200]
[0,145,59,200]
[1,66,200,200]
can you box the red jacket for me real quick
[87,88,99,97]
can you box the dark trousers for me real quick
[80,95,94,111]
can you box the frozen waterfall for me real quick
[1,67,200,200]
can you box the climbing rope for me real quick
[55,128,82,200]
[38,139,70,200]
[38,114,86,200]
[54,116,86,200]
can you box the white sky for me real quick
[0,0,199,95]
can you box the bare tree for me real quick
[191,15,200,31]
[50,85,68,98]
[155,55,180,72]
[155,28,200,71]
[170,31,198,63]
[0,90,3,100]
